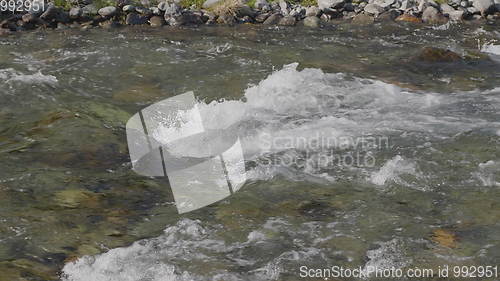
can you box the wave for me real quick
[62,64,500,280]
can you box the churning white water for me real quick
[62,63,500,281]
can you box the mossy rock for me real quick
[54,189,103,209]
[83,102,131,127]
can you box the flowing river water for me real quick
[0,22,500,280]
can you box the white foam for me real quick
[146,63,497,184]
[481,43,500,55]
[62,217,331,281]
[61,219,208,281]
[481,43,500,62]
[363,238,410,278]
[476,160,500,187]
[0,68,58,85]
[370,156,417,186]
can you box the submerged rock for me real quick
[352,13,375,24]
[430,229,458,248]
[395,13,423,23]
[416,47,462,62]
[54,189,101,209]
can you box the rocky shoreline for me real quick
[0,0,499,35]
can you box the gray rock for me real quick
[305,6,320,16]
[373,0,395,8]
[202,0,222,9]
[236,5,256,18]
[149,15,165,26]
[460,0,469,7]
[400,0,417,10]
[472,0,495,14]
[135,7,152,15]
[377,8,400,20]
[422,5,447,23]
[467,6,479,12]
[323,7,342,18]
[448,9,465,20]
[255,0,269,9]
[125,12,148,24]
[217,12,236,24]
[40,5,59,20]
[100,20,121,28]
[205,12,217,24]
[21,13,36,24]
[123,5,136,12]
[255,12,270,22]
[279,0,289,14]
[82,4,98,16]
[440,3,455,14]
[364,3,385,15]
[343,3,355,11]
[183,12,205,24]
[289,6,305,17]
[320,13,331,21]
[317,0,345,10]
[98,6,117,17]
[151,7,161,15]
[157,1,168,11]
[427,0,440,8]
[57,11,70,23]
[262,13,282,24]
[240,15,253,22]
[352,13,375,23]
[69,7,82,19]
[303,15,320,27]
[164,2,181,17]
[278,15,296,25]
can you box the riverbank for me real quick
[1,0,499,35]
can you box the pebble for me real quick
[352,13,375,23]
[149,15,165,26]
[69,7,82,19]
[364,3,385,15]
[126,12,148,25]
[98,6,117,17]
[305,6,321,16]
[303,15,320,27]
[318,0,345,10]
[263,13,283,24]
[255,0,269,9]
[472,0,495,14]
[123,5,136,13]
[278,15,296,25]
